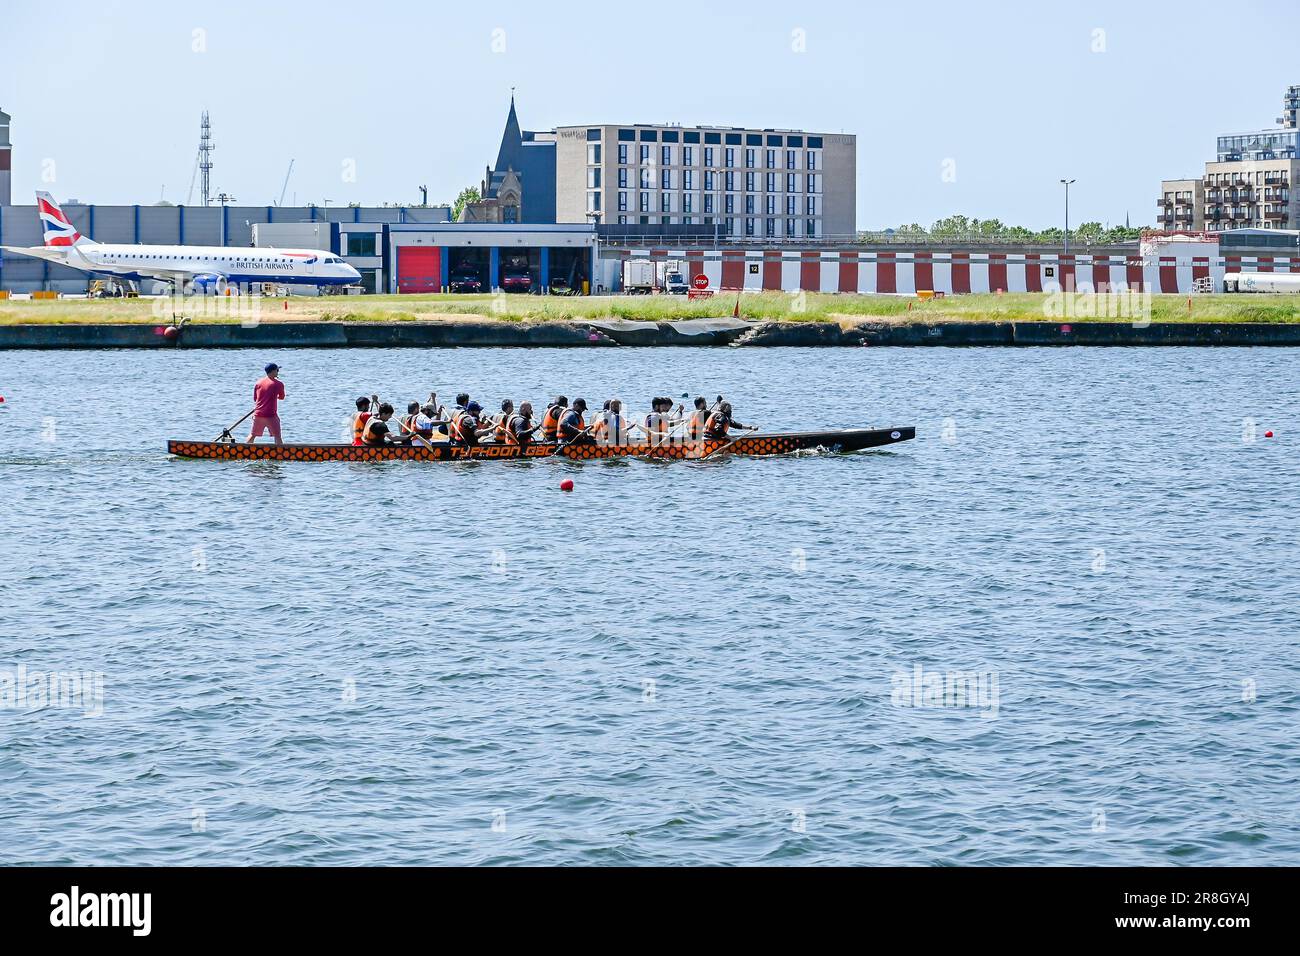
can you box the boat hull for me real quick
[168,427,915,462]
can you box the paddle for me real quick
[699,425,760,461]
[394,415,443,452]
[216,409,256,443]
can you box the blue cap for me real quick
[467,401,482,412]
[264,362,280,373]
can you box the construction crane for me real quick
[276,159,295,207]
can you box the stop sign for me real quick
[693,273,709,290]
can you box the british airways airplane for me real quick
[1,192,361,293]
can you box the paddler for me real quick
[642,397,673,445]
[245,363,286,446]
[703,401,749,440]
[592,399,628,445]
[398,401,422,443]
[540,396,568,443]
[449,400,489,445]
[351,396,372,446]
[557,398,591,445]
[506,402,536,446]
[493,399,515,443]
[360,403,396,445]
[686,397,711,440]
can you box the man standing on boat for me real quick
[246,363,286,446]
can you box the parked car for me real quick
[449,273,483,294]
[549,276,574,296]
[501,271,533,293]
[665,272,688,295]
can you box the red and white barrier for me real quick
[612,249,1299,295]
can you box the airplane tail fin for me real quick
[36,192,96,248]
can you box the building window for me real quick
[807,174,818,193]
[661,145,672,167]
[618,191,628,211]
[704,171,715,191]
[766,173,776,192]
[618,144,628,165]
[587,144,601,165]
[745,218,756,236]
[684,146,694,166]
[807,150,818,170]
[745,195,755,214]
[661,193,672,213]
[683,194,694,213]
[806,196,817,216]
[725,171,735,191]
[587,128,602,142]
[786,149,797,170]
[618,168,628,188]
[787,173,798,193]
[765,218,776,237]
[346,233,376,256]
[725,147,736,167]
[661,169,672,190]
[786,196,797,216]
[765,196,776,215]
[746,172,755,192]
[639,192,650,212]
[766,149,776,169]
[725,194,735,214]
[704,194,714,214]
[806,219,816,237]
[726,217,736,234]
[745,148,755,168]
[640,144,651,163]
[640,168,653,188]
[786,218,797,236]
[587,191,601,212]
[587,168,601,188]
[617,215,627,225]
[684,170,695,190]
[704,147,715,167]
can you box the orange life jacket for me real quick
[449,410,474,443]
[494,415,510,443]
[361,417,387,446]
[704,412,729,439]
[352,411,372,446]
[503,414,524,445]
[688,409,708,440]
[541,405,563,442]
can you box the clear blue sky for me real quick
[2,0,1296,229]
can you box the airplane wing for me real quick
[0,245,68,264]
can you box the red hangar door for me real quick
[397,246,441,293]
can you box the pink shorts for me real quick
[248,415,283,444]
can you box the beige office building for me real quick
[554,123,857,239]
[1159,85,1298,232]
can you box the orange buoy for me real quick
[560,479,574,492]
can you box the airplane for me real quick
[0,192,361,293]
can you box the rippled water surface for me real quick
[1,345,1297,865]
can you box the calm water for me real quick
[0,345,1296,866]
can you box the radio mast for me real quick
[199,111,214,207]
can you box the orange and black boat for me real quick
[168,427,915,462]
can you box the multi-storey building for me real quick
[1160,85,1298,232]
[0,107,12,207]
[554,122,856,239]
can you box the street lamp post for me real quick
[1060,179,1076,256]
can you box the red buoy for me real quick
[560,479,574,492]
[163,326,180,341]
[1265,431,1275,439]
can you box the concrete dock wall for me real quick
[3,320,1300,349]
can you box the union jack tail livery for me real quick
[36,191,96,248]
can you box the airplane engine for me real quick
[190,273,229,296]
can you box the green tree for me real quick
[451,186,481,222]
